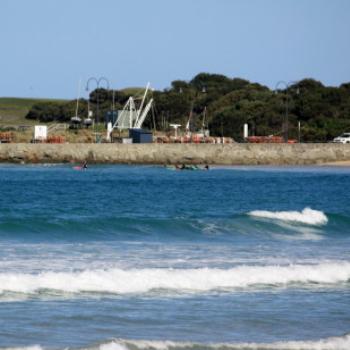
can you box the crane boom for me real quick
[135,82,150,126]
[135,98,153,128]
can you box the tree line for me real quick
[25,73,350,142]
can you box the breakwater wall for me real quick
[0,143,350,165]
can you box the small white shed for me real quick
[34,125,47,141]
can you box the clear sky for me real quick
[1,0,349,99]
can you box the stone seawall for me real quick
[1,143,350,165]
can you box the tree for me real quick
[25,74,350,142]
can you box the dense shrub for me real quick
[25,74,350,142]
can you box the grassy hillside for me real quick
[120,87,146,96]
[0,97,68,125]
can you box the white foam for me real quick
[98,334,350,350]
[100,343,129,350]
[249,208,328,225]
[0,262,349,297]
[1,347,43,350]
[2,336,350,350]
[271,223,324,241]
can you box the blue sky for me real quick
[1,0,349,98]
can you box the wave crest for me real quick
[98,334,350,350]
[0,262,349,298]
[2,335,350,350]
[1,347,42,350]
[249,208,328,225]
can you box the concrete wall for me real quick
[1,143,350,165]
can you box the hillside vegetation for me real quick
[0,97,67,126]
[3,74,350,142]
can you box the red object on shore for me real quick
[0,132,12,143]
[247,136,299,143]
[46,136,65,143]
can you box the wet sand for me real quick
[319,160,350,166]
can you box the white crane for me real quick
[107,83,153,141]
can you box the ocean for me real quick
[0,164,349,350]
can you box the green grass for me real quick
[120,87,147,97]
[0,87,148,126]
[0,97,68,125]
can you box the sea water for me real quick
[0,164,349,350]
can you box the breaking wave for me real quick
[0,262,349,297]
[249,208,328,226]
[0,347,42,350]
[98,334,350,350]
[3,334,350,350]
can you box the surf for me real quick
[4,334,350,350]
[98,334,350,350]
[0,262,349,298]
[248,208,328,226]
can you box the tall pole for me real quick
[285,93,289,143]
[221,116,223,143]
[275,81,298,143]
[75,79,81,119]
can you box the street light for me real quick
[86,77,110,124]
[275,80,299,143]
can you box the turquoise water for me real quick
[0,165,349,350]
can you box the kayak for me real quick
[165,165,209,171]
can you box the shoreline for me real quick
[1,143,350,166]
[318,160,350,166]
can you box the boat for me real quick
[165,164,209,171]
